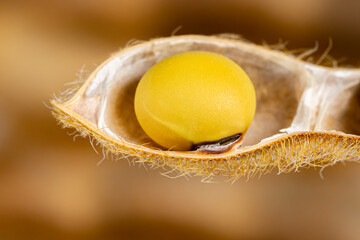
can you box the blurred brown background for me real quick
[1,0,360,239]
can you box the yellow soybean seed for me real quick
[134,51,256,151]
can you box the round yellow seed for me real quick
[134,51,256,151]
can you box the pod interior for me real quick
[66,36,360,154]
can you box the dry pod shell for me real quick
[51,35,360,181]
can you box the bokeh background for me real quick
[1,0,360,239]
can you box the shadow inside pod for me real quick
[105,77,166,150]
[232,55,305,146]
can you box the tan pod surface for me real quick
[51,35,360,181]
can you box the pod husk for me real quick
[51,35,360,181]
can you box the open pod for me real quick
[51,35,360,180]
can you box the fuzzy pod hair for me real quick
[51,35,360,182]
